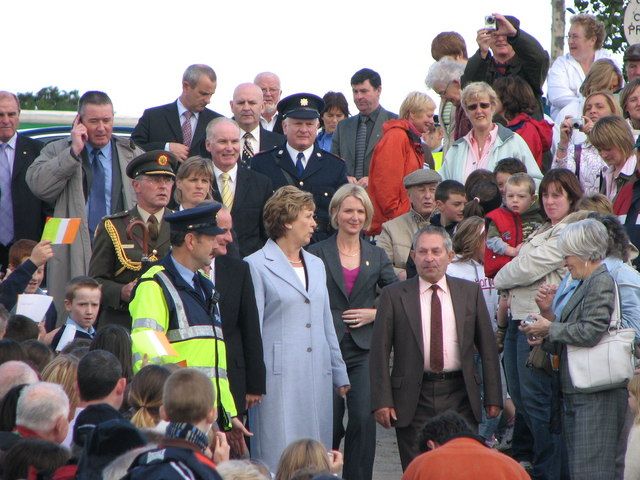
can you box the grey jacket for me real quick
[26,137,140,319]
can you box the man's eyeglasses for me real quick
[466,102,491,111]
[435,81,451,97]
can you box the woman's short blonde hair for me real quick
[628,375,640,425]
[579,59,623,97]
[263,186,315,240]
[570,14,606,50]
[575,193,613,214]
[399,92,436,119]
[41,354,80,417]
[460,82,499,113]
[275,438,331,480]
[329,184,373,231]
[588,115,635,160]
[582,91,623,118]
[174,156,214,204]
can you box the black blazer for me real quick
[258,126,284,153]
[212,166,273,258]
[215,255,266,412]
[12,135,50,241]
[308,235,397,349]
[131,101,223,157]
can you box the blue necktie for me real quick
[0,144,13,246]
[88,149,107,237]
[296,152,305,177]
[193,273,205,302]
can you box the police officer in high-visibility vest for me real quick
[129,201,250,442]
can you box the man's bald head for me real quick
[0,361,39,399]
[230,83,264,132]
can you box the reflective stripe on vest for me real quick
[132,318,164,331]
[193,366,228,380]
[132,352,163,365]
[154,270,225,341]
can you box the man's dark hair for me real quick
[435,179,465,202]
[4,315,39,342]
[169,230,188,247]
[493,157,527,175]
[0,339,27,365]
[21,339,53,374]
[418,410,472,452]
[351,68,382,89]
[78,90,112,115]
[77,349,122,401]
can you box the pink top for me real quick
[464,124,499,179]
[419,276,461,372]
[342,266,360,297]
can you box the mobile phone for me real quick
[433,114,440,127]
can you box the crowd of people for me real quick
[2,10,640,480]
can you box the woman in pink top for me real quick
[308,184,397,480]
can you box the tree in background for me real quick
[569,0,626,54]
[551,0,566,61]
[18,87,79,111]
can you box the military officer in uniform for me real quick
[88,150,178,330]
[250,93,348,242]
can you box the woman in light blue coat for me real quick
[440,82,542,186]
[245,186,350,474]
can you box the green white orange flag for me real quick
[41,218,81,244]
[131,330,178,358]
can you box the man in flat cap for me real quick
[250,93,348,242]
[129,201,250,450]
[377,169,442,280]
[88,150,178,330]
[624,44,640,82]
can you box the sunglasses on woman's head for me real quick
[466,102,491,111]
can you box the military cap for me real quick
[625,43,640,62]
[125,150,178,179]
[164,201,225,235]
[278,93,325,120]
[403,169,442,188]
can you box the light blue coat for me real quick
[245,239,349,472]
[604,257,640,341]
[441,123,542,185]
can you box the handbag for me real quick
[566,281,636,393]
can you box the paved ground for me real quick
[372,423,403,479]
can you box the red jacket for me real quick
[368,119,424,235]
[485,207,522,278]
[507,113,552,169]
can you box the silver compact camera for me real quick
[571,117,583,129]
[521,314,537,327]
[484,15,497,30]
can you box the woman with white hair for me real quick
[440,82,542,185]
[522,218,628,479]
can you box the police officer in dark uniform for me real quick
[250,93,348,242]
[88,150,178,330]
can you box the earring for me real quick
[285,225,293,230]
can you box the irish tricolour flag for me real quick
[41,218,81,244]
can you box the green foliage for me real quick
[570,0,627,53]
[18,86,79,111]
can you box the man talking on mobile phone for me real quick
[26,91,144,320]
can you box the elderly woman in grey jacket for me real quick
[523,219,627,479]
[494,168,584,479]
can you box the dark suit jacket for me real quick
[331,107,398,177]
[250,144,348,241]
[12,135,49,241]
[131,101,223,157]
[258,126,284,154]
[215,255,266,412]
[369,275,502,427]
[308,235,397,349]
[212,166,273,257]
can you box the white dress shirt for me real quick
[286,143,314,170]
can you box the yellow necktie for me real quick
[220,172,233,209]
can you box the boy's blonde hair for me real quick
[162,368,214,424]
[506,172,536,196]
[628,375,640,424]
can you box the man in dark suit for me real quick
[206,118,273,257]
[210,208,265,424]
[88,150,178,330]
[229,83,284,166]
[131,64,223,161]
[370,225,502,470]
[0,92,49,273]
[331,68,398,188]
[251,93,348,243]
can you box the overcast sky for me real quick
[7,1,580,119]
